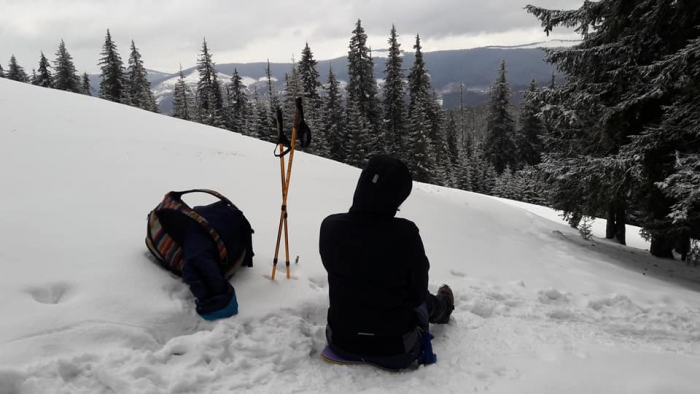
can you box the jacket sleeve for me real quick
[406,222,429,309]
[182,222,235,316]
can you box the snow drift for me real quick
[1,78,699,393]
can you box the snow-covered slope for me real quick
[1,79,699,394]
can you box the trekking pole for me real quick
[271,98,311,280]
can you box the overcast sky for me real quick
[0,0,583,74]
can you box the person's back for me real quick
[320,155,453,369]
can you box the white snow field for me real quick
[1,78,700,394]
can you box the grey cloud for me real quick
[0,0,584,73]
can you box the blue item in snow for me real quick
[418,331,437,365]
[200,293,239,321]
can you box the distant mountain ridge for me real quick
[89,41,572,113]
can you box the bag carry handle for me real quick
[169,189,239,210]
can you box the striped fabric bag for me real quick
[145,189,237,276]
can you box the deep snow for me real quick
[1,78,699,394]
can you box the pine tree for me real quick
[429,91,449,185]
[195,38,225,127]
[30,69,38,85]
[493,166,518,200]
[7,55,29,82]
[484,60,517,174]
[515,79,544,168]
[297,43,325,154]
[82,72,92,95]
[0,64,5,78]
[347,19,382,159]
[283,64,303,131]
[382,25,407,159]
[127,40,158,112]
[345,100,370,168]
[455,142,473,191]
[623,34,700,254]
[298,43,321,104]
[527,1,700,252]
[172,66,192,120]
[323,66,346,161]
[253,89,272,141]
[98,30,126,102]
[407,35,431,116]
[226,68,248,133]
[406,34,436,182]
[406,94,434,182]
[444,112,461,188]
[35,52,53,88]
[263,60,280,141]
[53,40,81,92]
[265,60,279,113]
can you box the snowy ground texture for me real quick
[1,79,700,394]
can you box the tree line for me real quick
[1,23,545,206]
[1,30,158,113]
[167,21,546,204]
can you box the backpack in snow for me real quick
[145,189,254,276]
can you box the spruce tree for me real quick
[406,34,436,182]
[407,35,431,116]
[53,40,81,92]
[283,64,303,131]
[127,40,158,112]
[265,60,279,114]
[172,66,192,120]
[444,112,461,188]
[82,72,92,95]
[406,93,434,182]
[515,79,544,168]
[382,25,407,159]
[30,69,38,85]
[263,60,280,141]
[429,91,449,185]
[98,30,126,102]
[7,55,29,82]
[195,38,225,127]
[527,0,700,252]
[253,89,272,141]
[35,52,53,88]
[347,19,382,159]
[0,64,5,78]
[622,34,700,254]
[455,141,473,191]
[297,43,324,153]
[323,66,346,161]
[298,43,321,105]
[226,68,248,133]
[484,60,517,174]
[345,100,370,168]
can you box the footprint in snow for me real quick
[308,275,328,290]
[450,270,467,278]
[25,282,71,304]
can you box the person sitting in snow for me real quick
[182,201,253,321]
[319,155,455,370]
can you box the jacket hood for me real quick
[349,155,413,217]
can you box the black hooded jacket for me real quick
[320,156,429,357]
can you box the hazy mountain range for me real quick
[89,40,575,114]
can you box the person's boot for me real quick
[434,285,455,324]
